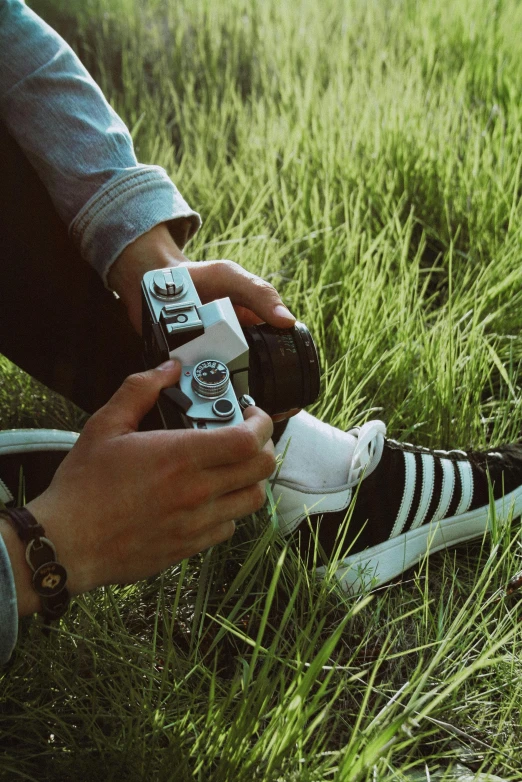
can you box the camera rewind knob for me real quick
[152,269,185,298]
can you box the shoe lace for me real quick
[346,420,386,489]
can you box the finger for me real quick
[189,261,296,328]
[233,305,264,326]
[88,360,181,435]
[175,519,236,560]
[182,481,267,537]
[205,441,275,498]
[159,479,268,562]
[185,406,274,469]
[137,520,236,572]
[272,408,301,423]
[209,481,268,521]
[161,441,273,538]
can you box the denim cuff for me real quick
[0,532,18,666]
[70,165,202,285]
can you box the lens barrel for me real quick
[243,322,320,416]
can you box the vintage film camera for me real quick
[142,267,320,430]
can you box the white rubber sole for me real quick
[0,429,79,455]
[317,486,522,594]
[0,429,79,503]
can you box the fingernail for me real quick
[158,359,178,371]
[273,304,295,322]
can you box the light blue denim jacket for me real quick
[0,0,201,664]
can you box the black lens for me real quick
[243,322,321,416]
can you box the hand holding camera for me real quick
[17,361,275,611]
[106,224,297,334]
[8,261,320,613]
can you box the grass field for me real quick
[2,0,522,778]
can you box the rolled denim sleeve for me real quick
[0,0,201,283]
[0,534,18,666]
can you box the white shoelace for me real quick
[346,420,387,489]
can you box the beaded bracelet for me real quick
[1,507,70,623]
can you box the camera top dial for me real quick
[152,269,185,299]
[192,360,230,398]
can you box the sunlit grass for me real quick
[2,0,522,778]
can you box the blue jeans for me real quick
[0,120,146,415]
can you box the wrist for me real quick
[24,494,90,599]
[108,223,188,297]
[108,223,190,334]
[0,517,42,616]
[1,506,72,621]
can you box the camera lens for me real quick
[242,322,320,416]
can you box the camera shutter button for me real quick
[239,394,256,410]
[212,399,235,419]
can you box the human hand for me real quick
[107,223,296,333]
[8,360,274,615]
[177,259,295,330]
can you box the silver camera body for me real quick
[142,267,252,430]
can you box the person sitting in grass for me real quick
[1,0,522,667]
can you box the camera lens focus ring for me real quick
[243,321,320,416]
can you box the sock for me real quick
[272,411,357,491]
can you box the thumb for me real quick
[90,360,181,435]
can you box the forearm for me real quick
[0,518,39,618]
[0,0,200,283]
[0,522,21,665]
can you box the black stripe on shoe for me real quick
[402,451,424,533]
[444,460,462,519]
[423,452,444,526]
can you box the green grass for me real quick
[2,0,522,778]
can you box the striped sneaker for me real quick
[273,420,522,592]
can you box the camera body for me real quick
[142,267,320,430]
[142,267,251,430]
